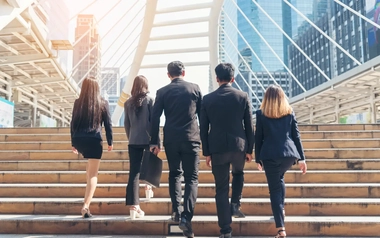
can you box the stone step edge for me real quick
[0,170,379,174]
[1,183,380,187]
[0,197,379,203]
[1,158,378,162]
[3,148,380,152]
[1,138,380,143]
[0,214,378,223]
[2,129,380,135]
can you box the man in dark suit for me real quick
[150,61,202,238]
[200,63,254,238]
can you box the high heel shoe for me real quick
[130,206,145,220]
[275,229,286,238]
[145,185,153,199]
[81,207,92,218]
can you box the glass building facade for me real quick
[220,1,238,68]
[220,0,380,103]
[290,0,372,97]
[237,0,292,72]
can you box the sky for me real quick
[63,0,213,97]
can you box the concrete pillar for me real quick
[6,77,12,101]
[32,96,37,127]
[335,98,340,124]
[369,87,376,123]
[209,0,224,91]
[309,107,314,124]
[49,106,56,127]
[61,109,66,127]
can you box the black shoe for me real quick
[231,203,245,218]
[220,232,232,238]
[179,217,194,238]
[171,212,180,222]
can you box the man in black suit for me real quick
[150,61,202,238]
[200,63,254,238]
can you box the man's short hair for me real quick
[215,63,234,82]
[167,61,185,77]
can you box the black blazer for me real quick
[70,98,113,146]
[254,109,305,163]
[200,84,254,156]
[150,78,202,145]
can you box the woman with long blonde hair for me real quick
[255,84,307,238]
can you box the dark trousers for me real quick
[211,151,246,234]
[164,141,200,220]
[262,158,295,228]
[126,145,148,205]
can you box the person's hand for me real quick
[150,146,160,155]
[299,161,307,175]
[108,145,113,152]
[206,156,212,168]
[256,162,263,171]
[72,147,78,154]
[245,153,253,163]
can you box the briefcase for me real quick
[139,149,163,188]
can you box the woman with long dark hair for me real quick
[124,75,160,219]
[70,77,113,218]
[255,84,307,238]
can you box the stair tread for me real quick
[1,170,380,173]
[0,197,379,203]
[2,129,380,135]
[0,236,375,238]
[1,183,380,187]
[3,148,380,152]
[1,138,380,143]
[0,214,378,223]
[1,158,380,162]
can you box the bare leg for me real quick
[83,159,101,209]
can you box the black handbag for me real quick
[139,148,163,188]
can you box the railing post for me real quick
[335,98,340,124]
[309,107,314,124]
[32,96,37,127]
[6,77,12,101]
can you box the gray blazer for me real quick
[124,96,159,146]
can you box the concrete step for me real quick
[1,159,379,171]
[0,127,127,134]
[299,124,380,131]
[0,214,378,236]
[0,183,379,198]
[0,236,302,238]
[1,124,380,135]
[301,131,380,139]
[2,130,380,142]
[1,236,376,238]
[2,148,380,160]
[0,133,128,142]
[2,138,380,151]
[0,197,379,216]
[302,139,380,148]
[0,170,379,184]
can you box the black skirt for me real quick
[72,137,103,159]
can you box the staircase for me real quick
[0,124,380,236]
